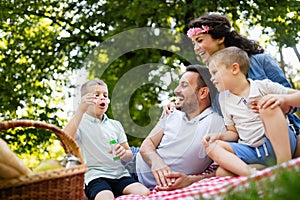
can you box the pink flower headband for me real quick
[187,25,211,38]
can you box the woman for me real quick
[187,13,300,157]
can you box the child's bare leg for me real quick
[216,163,266,177]
[95,190,114,200]
[123,182,150,196]
[206,140,256,176]
[248,164,267,170]
[216,166,237,176]
[260,106,291,164]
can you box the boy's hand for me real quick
[246,100,259,113]
[114,144,127,159]
[78,93,97,113]
[160,101,176,119]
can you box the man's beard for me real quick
[181,99,199,115]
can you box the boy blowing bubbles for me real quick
[63,80,149,200]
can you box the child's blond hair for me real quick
[80,79,107,96]
[208,46,250,75]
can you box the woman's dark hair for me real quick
[188,14,264,55]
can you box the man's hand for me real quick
[156,172,191,191]
[156,172,206,191]
[151,160,172,187]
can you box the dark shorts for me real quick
[229,128,297,166]
[85,176,137,199]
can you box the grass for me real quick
[222,167,300,200]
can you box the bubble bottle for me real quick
[110,139,120,161]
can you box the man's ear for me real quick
[198,87,209,99]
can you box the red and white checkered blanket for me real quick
[116,157,300,200]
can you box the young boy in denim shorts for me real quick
[202,47,298,176]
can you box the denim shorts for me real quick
[229,129,297,166]
[85,176,137,199]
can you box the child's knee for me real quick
[259,105,282,119]
[123,182,149,196]
[205,140,222,157]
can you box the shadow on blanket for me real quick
[116,157,300,200]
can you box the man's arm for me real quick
[139,122,164,165]
[139,122,172,187]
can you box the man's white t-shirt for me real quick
[136,107,225,189]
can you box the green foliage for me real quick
[239,0,300,48]
[0,0,299,152]
[223,168,300,199]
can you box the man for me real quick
[135,65,226,190]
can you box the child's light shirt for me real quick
[219,79,292,147]
[75,113,130,185]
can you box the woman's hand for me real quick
[258,94,290,114]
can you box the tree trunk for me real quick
[279,47,286,76]
[292,45,300,63]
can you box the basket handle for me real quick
[0,120,83,162]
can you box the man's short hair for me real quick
[186,64,220,115]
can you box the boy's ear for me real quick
[106,98,110,104]
[231,63,240,75]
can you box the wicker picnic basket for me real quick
[0,120,87,200]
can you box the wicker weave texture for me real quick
[0,120,87,200]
